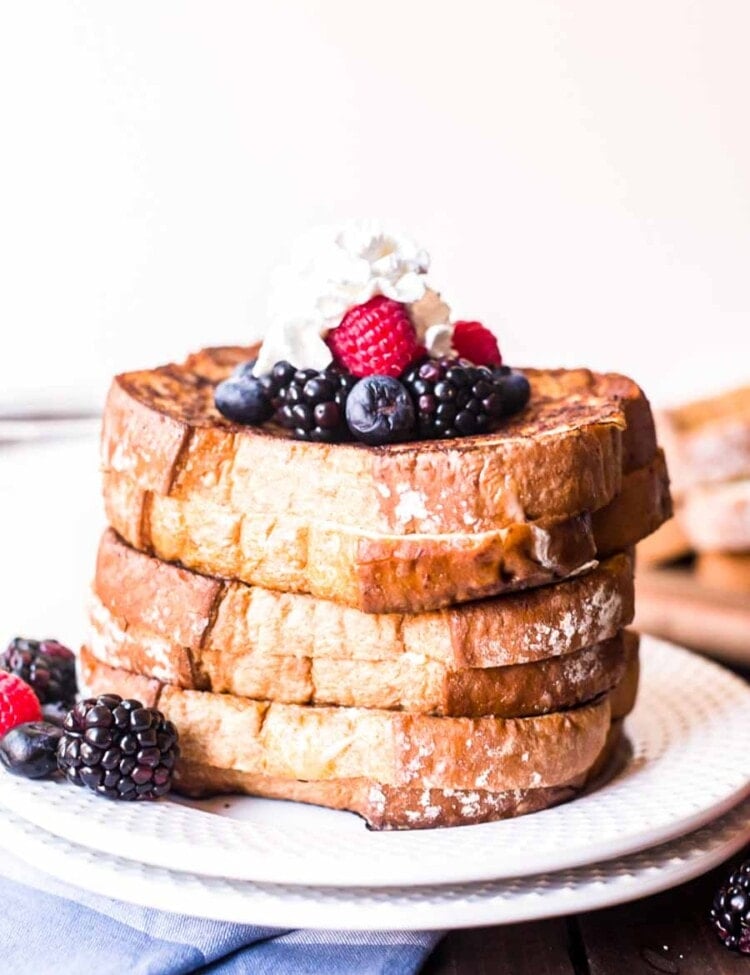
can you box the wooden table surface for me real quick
[423,845,749,974]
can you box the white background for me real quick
[1,0,749,411]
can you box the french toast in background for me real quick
[636,383,750,663]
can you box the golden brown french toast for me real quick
[680,479,750,552]
[80,645,611,792]
[100,347,666,612]
[88,592,632,717]
[102,346,657,535]
[103,455,666,613]
[656,385,750,494]
[79,647,635,828]
[93,529,635,672]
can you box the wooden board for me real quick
[635,565,750,666]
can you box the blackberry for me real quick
[57,695,179,801]
[402,357,530,440]
[711,860,750,952]
[1,638,77,707]
[274,363,355,443]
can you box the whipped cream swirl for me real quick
[254,222,432,375]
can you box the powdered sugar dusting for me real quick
[394,485,429,526]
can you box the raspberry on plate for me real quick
[328,296,425,378]
[451,320,503,367]
[0,671,43,739]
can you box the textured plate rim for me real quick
[0,796,748,931]
[1,637,749,888]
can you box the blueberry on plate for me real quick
[0,721,63,779]
[215,374,274,425]
[345,376,416,446]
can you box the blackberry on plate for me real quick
[1,638,77,707]
[401,357,530,439]
[711,860,750,952]
[274,363,355,443]
[345,376,416,446]
[58,695,179,801]
[0,721,63,779]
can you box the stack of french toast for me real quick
[641,385,750,594]
[81,342,671,828]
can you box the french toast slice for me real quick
[93,529,634,670]
[104,472,599,612]
[88,590,633,715]
[172,723,624,830]
[80,648,633,828]
[102,346,658,538]
[103,450,666,613]
[101,346,665,611]
[656,385,750,494]
[79,646,612,792]
[680,480,750,552]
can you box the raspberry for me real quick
[328,296,424,378]
[451,321,503,367]
[0,672,43,739]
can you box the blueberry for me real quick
[0,722,63,779]
[499,372,531,415]
[214,375,274,425]
[345,376,416,446]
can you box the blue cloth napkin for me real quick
[0,852,441,975]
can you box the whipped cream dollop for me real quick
[253,222,434,375]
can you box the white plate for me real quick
[1,638,750,888]
[0,796,748,931]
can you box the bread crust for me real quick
[93,529,635,672]
[101,346,664,538]
[79,646,611,793]
[593,449,672,555]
